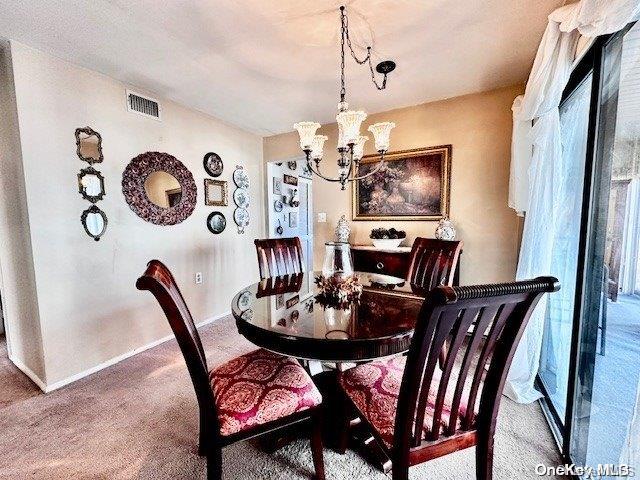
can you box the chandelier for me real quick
[294,6,396,190]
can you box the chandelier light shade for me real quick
[352,135,368,160]
[294,6,396,189]
[310,134,328,160]
[293,122,321,150]
[368,122,396,152]
[336,110,367,146]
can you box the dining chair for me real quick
[338,276,560,480]
[136,260,325,480]
[406,238,463,290]
[254,237,305,279]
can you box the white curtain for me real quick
[505,0,640,403]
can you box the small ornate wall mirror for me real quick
[207,211,226,234]
[203,152,223,177]
[77,166,106,203]
[122,151,197,225]
[81,205,108,241]
[75,127,103,164]
[205,179,228,206]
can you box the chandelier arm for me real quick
[349,152,386,181]
[305,157,344,183]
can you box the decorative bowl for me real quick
[372,238,403,249]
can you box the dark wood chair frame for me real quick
[406,237,463,291]
[137,260,325,480]
[339,276,560,480]
[254,237,305,280]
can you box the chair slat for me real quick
[406,238,463,290]
[254,237,305,279]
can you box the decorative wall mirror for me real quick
[204,179,228,206]
[75,127,103,164]
[77,166,106,203]
[122,151,197,225]
[81,205,107,241]
[203,152,223,177]
[207,211,226,234]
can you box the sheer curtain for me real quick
[505,0,640,403]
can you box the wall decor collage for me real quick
[75,127,108,241]
[74,126,251,240]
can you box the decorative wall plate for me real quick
[233,188,249,208]
[234,207,249,234]
[274,200,283,212]
[203,152,223,177]
[122,151,197,226]
[287,161,297,171]
[206,211,226,234]
[233,167,249,189]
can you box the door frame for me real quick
[535,22,637,469]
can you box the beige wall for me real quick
[0,40,46,380]
[7,41,264,387]
[264,85,523,285]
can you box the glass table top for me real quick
[231,272,427,361]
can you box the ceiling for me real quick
[0,0,562,136]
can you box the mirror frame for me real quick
[204,179,228,206]
[81,204,108,241]
[122,151,197,225]
[77,166,106,203]
[75,126,103,164]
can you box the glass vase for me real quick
[322,241,354,279]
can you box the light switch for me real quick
[317,212,327,223]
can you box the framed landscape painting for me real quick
[352,145,451,221]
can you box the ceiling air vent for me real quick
[126,90,161,120]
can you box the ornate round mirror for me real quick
[122,152,196,225]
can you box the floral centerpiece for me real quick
[314,274,363,310]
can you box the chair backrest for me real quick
[406,238,463,290]
[136,260,218,436]
[393,277,560,450]
[254,237,305,279]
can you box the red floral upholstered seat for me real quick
[209,349,322,436]
[339,355,473,448]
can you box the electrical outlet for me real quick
[317,212,327,223]
[195,272,203,284]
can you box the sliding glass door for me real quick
[537,22,640,476]
[570,22,640,473]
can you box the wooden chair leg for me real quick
[206,447,222,480]
[391,460,409,480]
[310,411,326,480]
[475,431,494,480]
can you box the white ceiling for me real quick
[0,0,562,136]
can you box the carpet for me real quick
[0,318,566,479]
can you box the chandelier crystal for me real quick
[294,6,396,190]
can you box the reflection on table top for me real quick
[231,272,427,362]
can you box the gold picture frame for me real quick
[204,179,228,206]
[352,145,452,221]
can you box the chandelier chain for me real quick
[340,7,387,95]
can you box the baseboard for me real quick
[31,311,230,393]
[8,354,48,392]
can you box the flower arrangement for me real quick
[314,274,363,309]
[369,227,407,240]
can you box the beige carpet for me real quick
[0,318,567,479]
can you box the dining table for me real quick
[230,270,429,472]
